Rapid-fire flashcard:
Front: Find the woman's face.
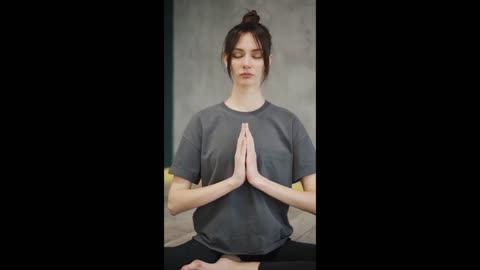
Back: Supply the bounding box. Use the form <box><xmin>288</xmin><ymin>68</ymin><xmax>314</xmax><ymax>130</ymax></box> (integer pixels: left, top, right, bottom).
<box><xmin>227</xmin><ymin>32</ymin><xmax>269</xmax><ymax>87</ymax></box>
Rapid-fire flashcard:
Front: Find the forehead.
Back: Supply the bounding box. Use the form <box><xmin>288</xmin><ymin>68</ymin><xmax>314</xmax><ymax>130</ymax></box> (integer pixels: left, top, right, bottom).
<box><xmin>234</xmin><ymin>32</ymin><xmax>261</xmax><ymax>50</ymax></box>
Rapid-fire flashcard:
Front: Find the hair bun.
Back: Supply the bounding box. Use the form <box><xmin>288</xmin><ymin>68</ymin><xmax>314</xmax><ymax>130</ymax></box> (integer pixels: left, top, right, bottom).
<box><xmin>242</xmin><ymin>10</ymin><xmax>260</xmax><ymax>24</ymax></box>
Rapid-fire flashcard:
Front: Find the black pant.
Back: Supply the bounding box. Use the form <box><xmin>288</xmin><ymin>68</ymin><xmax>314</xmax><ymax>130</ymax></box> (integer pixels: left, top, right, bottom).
<box><xmin>164</xmin><ymin>238</ymin><xmax>316</xmax><ymax>270</ymax></box>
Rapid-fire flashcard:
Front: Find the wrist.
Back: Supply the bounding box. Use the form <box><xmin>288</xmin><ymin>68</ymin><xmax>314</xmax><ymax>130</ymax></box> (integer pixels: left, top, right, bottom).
<box><xmin>229</xmin><ymin>175</ymin><xmax>243</xmax><ymax>189</ymax></box>
<box><xmin>251</xmin><ymin>174</ymin><xmax>265</xmax><ymax>188</ymax></box>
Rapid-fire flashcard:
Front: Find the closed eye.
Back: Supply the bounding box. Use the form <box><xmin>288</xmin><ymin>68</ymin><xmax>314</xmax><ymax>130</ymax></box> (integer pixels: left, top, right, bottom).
<box><xmin>232</xmin><ymin>53</ymin><xmax>263</xmax><ymax>59</ymax></box>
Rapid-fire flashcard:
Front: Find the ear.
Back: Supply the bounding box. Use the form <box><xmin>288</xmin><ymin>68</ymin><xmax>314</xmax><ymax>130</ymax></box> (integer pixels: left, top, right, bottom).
<box><xmin>223</xmin><ymin>53</ymin><xmax>228</xmax><ymax>68</ymax></box>
<box><xmin>269</xmin><ymin>54</ymin><xmax>272</xmax><ymax>66</ymax></box>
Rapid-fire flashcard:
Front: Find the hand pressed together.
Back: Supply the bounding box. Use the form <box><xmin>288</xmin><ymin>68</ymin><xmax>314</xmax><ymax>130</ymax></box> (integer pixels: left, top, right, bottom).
<box><xmin>231</xmin><ymin>123</ymin><xmax>263</xmax><ymax>188</ymax></box>
<box><xmin>231</xmin><ymin>123</ymin><xmax>247</xmax><ymax>188</ymax></box>
<box><xmin>245</xmin><ymin>123</ymin><xmax>263</xmax><ymax>187</ymax></box>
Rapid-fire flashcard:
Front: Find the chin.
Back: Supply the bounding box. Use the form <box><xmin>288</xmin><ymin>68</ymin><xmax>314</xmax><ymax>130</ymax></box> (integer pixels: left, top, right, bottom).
<box><xmin>238</xmin><ymin>82</ymin><xmax>258</xmax><ymax>87</ymax></box>
<box><xmin>235</xmin><ymin>79</ymin><xmax>258</xmax><ymax>86</ymax></box>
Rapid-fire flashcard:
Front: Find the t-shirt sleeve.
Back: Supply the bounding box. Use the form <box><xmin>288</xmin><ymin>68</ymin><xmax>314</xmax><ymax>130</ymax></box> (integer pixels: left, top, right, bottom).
<box><xmin>168</xmin><ymin>113</ymin><xmax>202</xmax><ymax>185</ymax></box>
<box><xmin>292</xmin><ymin>115</ymin><xmax>316</xmax><ymax>183</ymax></box>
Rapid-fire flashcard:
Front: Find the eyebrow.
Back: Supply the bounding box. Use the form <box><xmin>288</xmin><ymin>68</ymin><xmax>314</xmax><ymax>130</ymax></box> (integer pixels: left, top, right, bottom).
<box><xmin>232</xmin><ymin>48</ymin><xmax>263</xmax><ymax>52</ymax></box>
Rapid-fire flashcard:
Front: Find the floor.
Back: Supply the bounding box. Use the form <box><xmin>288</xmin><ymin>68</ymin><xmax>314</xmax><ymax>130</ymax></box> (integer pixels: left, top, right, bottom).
<box><xmin>164</xmin><ymin>169</ymin><xmax>316</xmax><ymax>247</ymax></box>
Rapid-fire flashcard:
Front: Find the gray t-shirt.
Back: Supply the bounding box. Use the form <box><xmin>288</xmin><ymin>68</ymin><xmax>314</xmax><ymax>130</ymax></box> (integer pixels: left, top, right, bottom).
<box><xmin>169</xmin><ymin>100</ymin><xmax>316</xmax><ymax>255</ymax></box>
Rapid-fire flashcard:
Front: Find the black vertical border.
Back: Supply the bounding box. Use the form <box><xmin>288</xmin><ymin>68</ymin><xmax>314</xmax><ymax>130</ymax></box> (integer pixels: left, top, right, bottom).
<box><xmin>164</xmin><ymin>0</ymin><xmax>173</xmax><ymax>167</ymax></box>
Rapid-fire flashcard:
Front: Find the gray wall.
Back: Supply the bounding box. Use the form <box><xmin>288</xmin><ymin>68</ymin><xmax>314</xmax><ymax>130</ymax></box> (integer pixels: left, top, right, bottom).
<box><xmin>173</xmin><ymin>0</ymin><xmax>316</xmax><ymax>156</ymax></box>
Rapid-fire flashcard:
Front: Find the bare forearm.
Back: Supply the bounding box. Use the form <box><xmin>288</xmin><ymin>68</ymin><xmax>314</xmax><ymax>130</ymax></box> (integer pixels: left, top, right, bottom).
<box><xmin>168</xmin><ymin>177</ymin><xmax>238</xmax><ymax>216</ymax></box>
<box><xmin>255</xmin><ymin>176</ymin><xmax>316</xmax><ymax>215</ymax></box>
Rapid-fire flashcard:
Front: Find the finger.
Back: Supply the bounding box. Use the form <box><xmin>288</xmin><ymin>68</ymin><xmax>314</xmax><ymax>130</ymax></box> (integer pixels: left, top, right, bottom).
<box><xmin>241</xmin><ymin>133</ymin><xmax>247</xmax><ymax>161</ymax></box>
<box><xmin>246</xmin><ymin>123</ymin><xmax>255</xmax><ymax>150</ymax></box>
<box><xmin>243</xmin><ymin>124</ymin><xmax>248</xmax><ymax>155</ymax></box>
<box><xmin>236</xmin><ymin>123</ymin><xmax>245</xmax><ymax>149</ymax></box>
<box><xmin>245</xmin><ymin>125</ymin><xmax>251</xmax><ymax>153</ymax></box>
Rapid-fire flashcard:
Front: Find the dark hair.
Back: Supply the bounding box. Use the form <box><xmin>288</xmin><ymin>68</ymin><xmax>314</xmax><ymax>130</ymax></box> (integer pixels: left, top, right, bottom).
<box><xmin>222</xmin><ymin>10</ymin><xmax>272</xmax><ymax>83</ymax></box>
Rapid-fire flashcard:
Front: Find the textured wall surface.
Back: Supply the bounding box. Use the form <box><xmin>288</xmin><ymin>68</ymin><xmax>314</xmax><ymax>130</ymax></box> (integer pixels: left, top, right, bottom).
<box><xmin>172</xmin><ymin>0</ymin><xmax>316</xmax><ymax>157</ymax></box>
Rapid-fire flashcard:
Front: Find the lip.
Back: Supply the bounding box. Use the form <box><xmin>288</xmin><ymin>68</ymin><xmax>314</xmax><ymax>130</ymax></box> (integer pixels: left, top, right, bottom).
<box><xmin>240</xmin><ymin>73</ymin><xmax>253</xmax><ymax>78</ymax></box>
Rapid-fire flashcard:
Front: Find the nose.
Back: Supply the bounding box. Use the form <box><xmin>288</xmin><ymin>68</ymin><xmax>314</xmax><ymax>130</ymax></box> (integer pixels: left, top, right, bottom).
<box><xmin>241</xmin><ymin>55</ymin><xmax>252</xmax><ymax>68</ymax></box>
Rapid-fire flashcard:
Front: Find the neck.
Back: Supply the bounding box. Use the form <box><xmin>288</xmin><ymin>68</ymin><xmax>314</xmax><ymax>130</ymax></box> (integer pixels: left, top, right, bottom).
<box><xmin>225</xmin><ymin>84</ymin><xmax>265</xmax><ymax>112</ymax></box>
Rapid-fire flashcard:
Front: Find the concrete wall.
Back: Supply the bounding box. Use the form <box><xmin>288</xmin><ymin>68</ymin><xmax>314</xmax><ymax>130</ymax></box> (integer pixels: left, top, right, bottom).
<box><xmin>173</xmin><ymin>0</ymin><xmax>316</xmax><ymax>156</ymax></box>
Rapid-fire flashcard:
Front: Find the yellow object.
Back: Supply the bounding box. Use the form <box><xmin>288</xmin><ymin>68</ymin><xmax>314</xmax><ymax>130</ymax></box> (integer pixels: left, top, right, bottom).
<box><xmin>164</xmin><ymin>168</ymin><xmax>173</xmax><ymax>182</ymax></box>
<box><xmin>165</xmin><ymin>167</ymin><xmax>303</xmax><ymax>190</ymax></box>
<box><xmin>292</xmin><ymin>181</ymin><xmax>304</xmax><ymax>191</ymax></box>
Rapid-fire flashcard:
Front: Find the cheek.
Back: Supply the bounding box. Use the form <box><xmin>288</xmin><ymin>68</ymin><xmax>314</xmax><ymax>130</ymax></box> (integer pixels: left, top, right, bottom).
<box><xmin>230</xmin><ymin>61</ymin><xmax>240</xmax><ymax>72</ymax></box>
<box><xmin>254</xmin><ymin>60</ymin><xmax>265</xmax><ymax>67</ymax></box>
<box><xmin>255</xmin><ymin>63</ymin><xmax>265</xmax><ymax>74</ymax></box>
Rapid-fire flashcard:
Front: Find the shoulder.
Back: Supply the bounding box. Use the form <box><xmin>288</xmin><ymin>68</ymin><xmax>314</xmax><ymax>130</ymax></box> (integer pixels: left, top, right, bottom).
<box><xmin>182</xmin><ymin>104</ymin><xmax>223</xmax><ymax>139</ymax></box>
<box><xmin>188</xmin><ymin>103</ymin><xmax>224</xmax><ymax>123</ymax></box>
<box><xmin>195</xmin><ymin>103</ymin><xmax>224</xmax><ymax>118</ymax></box>
<box><xmin>264</xmin><ymin>102</ymin><xmax>299</xmax><ymax>123</ymax></box>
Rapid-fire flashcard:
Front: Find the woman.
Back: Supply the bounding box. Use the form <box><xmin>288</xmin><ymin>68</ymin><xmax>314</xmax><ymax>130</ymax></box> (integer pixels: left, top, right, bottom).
<box><xmin>165</xmin><ymin>10</ymin><xmax>316</xmax><ymax>270</ymax></box>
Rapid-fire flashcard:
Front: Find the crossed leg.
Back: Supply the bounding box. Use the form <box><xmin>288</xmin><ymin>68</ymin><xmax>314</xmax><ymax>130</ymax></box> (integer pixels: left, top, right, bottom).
<box><xmin>179</xmin><ymin>240</ymin><xmax>316</xmax><ymax>270</ymax></box>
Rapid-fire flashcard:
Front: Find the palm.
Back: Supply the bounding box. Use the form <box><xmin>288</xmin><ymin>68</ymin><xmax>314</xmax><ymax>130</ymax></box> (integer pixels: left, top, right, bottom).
<box><xmin>245</xmin><ymin>124</ymin><xmax>260</xmax><ymax>184</ymax></box>
<box><xmin>232</xmin><ymin>123</ymin><xmax>247</xmax><ymax>187</ymax></box>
